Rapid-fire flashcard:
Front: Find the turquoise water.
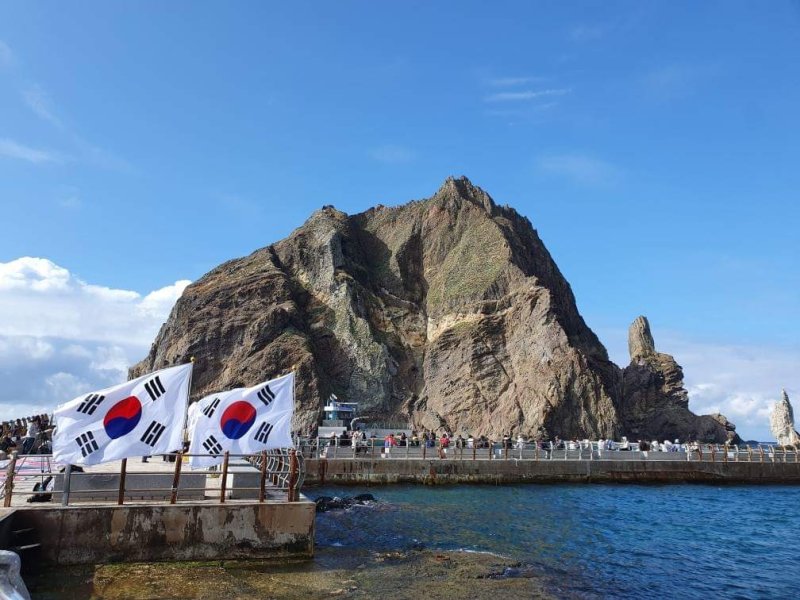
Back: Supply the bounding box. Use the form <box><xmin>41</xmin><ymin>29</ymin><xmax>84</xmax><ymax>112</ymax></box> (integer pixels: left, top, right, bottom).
<box><xmin>314</xmin><ymin>484</ymin><xmax>800</xmax><ymax>598</ymax></box>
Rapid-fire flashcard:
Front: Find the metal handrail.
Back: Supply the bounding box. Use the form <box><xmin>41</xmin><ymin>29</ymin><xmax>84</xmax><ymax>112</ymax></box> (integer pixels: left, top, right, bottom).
<box><xmin>297</xmin><ymin>438</ymin><xmax>800</xmax><ymax>464</ymax></box>
<box><xmin>0</xmin><ymin>449</ymin><xmax>305</xmax><ymax>507</ymax></box>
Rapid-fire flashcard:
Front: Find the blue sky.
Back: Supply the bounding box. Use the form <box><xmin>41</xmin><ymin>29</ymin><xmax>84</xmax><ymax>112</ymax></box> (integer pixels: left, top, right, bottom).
<box><xmin>0</xmin><ymin>1</ymin><xmax>798</xmax><ymax>439</ymax></box>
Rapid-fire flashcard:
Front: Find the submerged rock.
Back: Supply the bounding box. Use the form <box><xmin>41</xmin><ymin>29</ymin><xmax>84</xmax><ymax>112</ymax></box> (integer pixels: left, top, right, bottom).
<box><xmin>315</xmin><ymin>494</ymin><xmax>376</xmax><ymax>513</ymax></box>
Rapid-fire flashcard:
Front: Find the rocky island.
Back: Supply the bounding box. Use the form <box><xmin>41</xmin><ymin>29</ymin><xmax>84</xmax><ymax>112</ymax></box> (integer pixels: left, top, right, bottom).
<box><xmin>132</xmin><ymin>177</ymin><xmax>738</xmax><ymax>444</ymax></box>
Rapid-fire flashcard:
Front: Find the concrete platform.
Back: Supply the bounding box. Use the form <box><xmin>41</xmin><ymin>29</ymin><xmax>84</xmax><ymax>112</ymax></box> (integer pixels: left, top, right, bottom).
<box><xmin>0</xmin><ymin>497</ymin><xmax>315</xmax><ymax>565</ymax></box>
<box><xmin>305</xmin><ymin>457</ymin><xmax>800</xmax><ymax>485</ymax></box>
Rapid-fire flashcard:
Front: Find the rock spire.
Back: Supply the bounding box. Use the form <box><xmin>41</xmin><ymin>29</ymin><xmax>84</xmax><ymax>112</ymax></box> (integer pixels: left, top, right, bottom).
<box><xmin>770</xmin><ymin>389</ymin><xmax>800</xmax><ymax>446</ymax></box>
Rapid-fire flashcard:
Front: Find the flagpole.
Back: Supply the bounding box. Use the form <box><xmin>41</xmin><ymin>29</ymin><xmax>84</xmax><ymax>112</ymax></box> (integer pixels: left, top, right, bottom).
<box><xmin>181</xmin><ymin>357</ymin><xmax>195</xmax><ymax>453</ymax></box>
<box><xmin>292</xmin><ymin>364</ymin><xmax>297</xmax><ymax>449</ymax></box>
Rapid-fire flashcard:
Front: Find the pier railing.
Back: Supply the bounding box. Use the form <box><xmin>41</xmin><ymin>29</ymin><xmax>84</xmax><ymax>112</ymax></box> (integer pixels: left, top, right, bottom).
<box><xmin>0</xmin><ymin>449</ymin><xmax>305</xmax><ymax>507</ymax></box>
<box><xmin>298</xmin><ymin>437</ymin><xmax>800</xmax><ymax>464</ymax></box>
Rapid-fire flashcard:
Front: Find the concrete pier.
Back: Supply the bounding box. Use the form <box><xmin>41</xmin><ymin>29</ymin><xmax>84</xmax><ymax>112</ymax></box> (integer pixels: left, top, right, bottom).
<box><xmin>305</xmin><ymin>457</ymin><xmax>800</xmax><ymax>485</ymax></box>
<box><xmin>0</xmin><ymin>499</ymin><xmax>315</xmax><ymax>566</ymax></box>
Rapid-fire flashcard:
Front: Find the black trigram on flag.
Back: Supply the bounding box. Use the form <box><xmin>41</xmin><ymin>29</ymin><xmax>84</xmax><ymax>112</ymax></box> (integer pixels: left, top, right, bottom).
<box><xmin>143</xmin><ymin>376</ymin><xmax>166</xmax><ymax>401</ymax></box>
<box><xmin>256</xmin><ymin>385</ymin><xmax>275</xmax><ymax>406</ymax></box>
<box><xmin>254</xmin><ymin>422</ymin><xmax>273</xmax><ymax>444</ymax></box>
<box><xmin>202</xmin><ymin>397</ymin><xmax>221</xmax><ymax>417</ymax></box>
<box><xmin>140</xmin><ymin>421</ymin><xmax>166</xmax><ymax>446</ymax></box>
<box><xmin>76</xmin><ymin>431</ymin><xmax>99</xmax><ymax>457</ymax></box>
<box><xmin>77</xmin><ymin>393</ymin><xmax>104</xmax><ymax>415</ymax></box>
<box><xmin>202</xmin><ymin>435</ymin><xmax>222</xmax><ymax>455</ymax></box>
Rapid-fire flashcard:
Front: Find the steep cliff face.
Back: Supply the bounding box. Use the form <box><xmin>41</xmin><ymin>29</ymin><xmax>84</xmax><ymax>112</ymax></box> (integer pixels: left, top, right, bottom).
<box><xmin>770</xmin><ymin>390</ymin><xmax>800</xmax><ymax>446</ymax></box>
<box><xmin>132</xmin><ymin>177</ymin><xmax>732</xmax><ymax>442</ymax></box>
<box><xmin>620</xmin><ymin>317</ymin><xmax>738</xmax><ymax>443</ymax></box>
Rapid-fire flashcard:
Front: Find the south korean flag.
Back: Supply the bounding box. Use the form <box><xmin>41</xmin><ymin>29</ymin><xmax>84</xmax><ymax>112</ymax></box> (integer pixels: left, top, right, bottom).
<box><xmin>53</xmin><ymin>363</ymin><xmax>192</xmax><ymax>466</ymax></box>
<box><xmin>188</xmin><ymin>372</ymin><xmax>294</xmax><ymax>468</ymax></box>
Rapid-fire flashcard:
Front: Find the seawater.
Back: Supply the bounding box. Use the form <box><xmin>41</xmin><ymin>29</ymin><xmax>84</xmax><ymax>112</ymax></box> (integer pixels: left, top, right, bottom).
<box><xmin>314</xmin><ymin>484</ymin><xmax>800</xmax><ymax>598</ymax></box>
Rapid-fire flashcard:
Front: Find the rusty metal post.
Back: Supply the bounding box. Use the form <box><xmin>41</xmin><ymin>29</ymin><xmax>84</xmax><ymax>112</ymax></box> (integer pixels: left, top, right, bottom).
<box><xmin>3</xmin><ymin>453</ymin><xmax>17</xmax><ymax>507</ymax></box>
<box><xmin>710</xmin><ymin>446</ymin><xmax>715</xmax><ymax>462</ymax></box>
<box><xmin>117</xmin><ymin>458</ymin><xmax>128</xmax><ymax>505</ymax></box>
<box><xmin>258</xmin><ymin>451</ymin><xmax>268</xmax><ymax>502</ymax></box>
<box><xmin>219</xmin><ymin>451</ymin><xmax>230</xmax><ymax>503</ymax></box>
<box><xmin>422</xmin><ymin>442</ymin><xmax>426</xmax><ymax>460</ymax></box>
<box><xmin>170</xmin><ymin>453</ymin><xmax>182</xmax><ymax>504</ymax></box>
<box><xmin>723</xmin><ymin>445</ymin><xmax>728</xmax><ymax>463</ymax></box>
<box><xmin>288</xmin><ymin>449</ymin><xmax>299</xmax><ymax>502</ymax></box>
<box><xmin>472</xmin><ymin>444</ymin><xmax>476</xmax><ymax>461</ymax></box>
<box><xmin>489</xmin><ymin>440</ymin><xmax>493</xmax><ymax>460</ymax></box>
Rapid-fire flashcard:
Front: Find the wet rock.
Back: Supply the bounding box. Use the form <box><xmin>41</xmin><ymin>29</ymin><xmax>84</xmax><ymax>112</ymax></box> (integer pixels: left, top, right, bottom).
<box><xmin>314</xmin><ymin>494</ymin><xmax>376</xmax><ymax>513</ymax></box>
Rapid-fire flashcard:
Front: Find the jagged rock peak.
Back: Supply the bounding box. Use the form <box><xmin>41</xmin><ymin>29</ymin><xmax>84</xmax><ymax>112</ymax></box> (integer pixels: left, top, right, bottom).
<box><xmin>628</xmin><ymin>315</ymin><xmax>656</xmax><ymax>361</ymax></box>
<box><xmin>771</xmin><ymin>389</ymin><xmax>800</xmax><ymax>446</ymax></box>
<box><xmin>433</xmin><ymin>175</ymin><xmax>497</xmax><ymax>215</ymax></box>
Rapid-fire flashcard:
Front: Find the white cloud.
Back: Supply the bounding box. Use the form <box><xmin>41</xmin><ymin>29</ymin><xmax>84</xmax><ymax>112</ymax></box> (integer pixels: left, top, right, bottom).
<box><xmin>486</xmin><ymin>76</ymin><xmax>545</xmax><ymax>87</ymax></box>
<box><xmin>535</xmin><ymin>153</ymin><xmax>621</xmax><ymax>186</ymax></box>
<box><xmin>22</xmin><ymin>85</ymin><xmax>63</xmax><ymax>129</ymax></box>
<box><xmin>0</xmin><ymin>138</ymin><xmax>61</xmax><ymax>164</ymax></box>
<box><xmin>0</xmin><ymin>257</ymin><xmax>189</xmax><ymax>345</ymax></box>
<box><xmin>369</xmin><ymin>144</ymin><xmax>415</xmax><ymax>164</ymax></box>
<box><xmin>0</xmin><ymin>257</ymin><xmax>190</xmax><ymax>419</ymax></box>
<box><xmin>484</xmin><ymin>88</ymin><xmax>571</xmax><ymax>103</ymax></box>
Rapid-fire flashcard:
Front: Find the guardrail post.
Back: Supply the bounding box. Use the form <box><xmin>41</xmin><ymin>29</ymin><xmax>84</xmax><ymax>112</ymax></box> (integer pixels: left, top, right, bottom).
<box><xmin>489</xmin><ymin>441</ymin><xmax>493</xmax><ymax>460</ymax></box>
<box><xmin>288</xmin><ymin>449</ymin><xmax>299</xmax><ymax>502</ymax></box>
<box><xmin>759</xmin><ymin>446</ymin><xmax>764</xmax><ymax>463</ymax></box>
<box><xmin>62</xmin><ymin>464</ymin><xmax>72</xmax><ymax>506</ymax></box>
<box><xmin>472</xmin><ymin>444</ymin><xmax>476</xmax><ymax>461</ymax></box>
<box><xmin>170</xmin><ymin>453</ymin><xmax>182</xmax><ymax>504</ymax></box>
<box><xmin>259</xmin><ymin>451</ymin><xmax>267</xmax><ymax>502</ymax></box>
<box><xmin>219</xmin><ymin>451</ymin><xmax>230</xmax><ymax>503</ymax></box>
<box><xmin>710</xmin><ymin>446</ymin><xmax>715</xmax><ymax>462</ymax></box>
<box><xmin>3</xmin><ymin>452</ymin><xmax>17</xmax><ymax>507</ymax></box>
<box><xmin>422</xmin><ymin>443</ymin><xmax>426</xmax><ymax>460</ymax></box>
<box><xmin>504</xmin><ymin>443</ymin><xmax>509</xmax><ymax>460</ymax></box>
<box><xmin>118</xmin><ymin>458</ymin><xmax>127</xmax><ymax>505</ymax></box>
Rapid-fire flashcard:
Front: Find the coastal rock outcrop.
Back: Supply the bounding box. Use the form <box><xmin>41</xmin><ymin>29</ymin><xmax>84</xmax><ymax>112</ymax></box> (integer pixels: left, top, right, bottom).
<box><xmin>620</xmin><ymin>316</ymin><xmax>738</xmax><ymax>444</ymax></box>
<box><xmin>132</xmin><ymin>177</ymin><xmax>734</xmax><ymax>442</ymax></box>
<box><xmin>770</xmin><ymin>390</ymin><xmax>800</xmax><ymax>446</ymax></box>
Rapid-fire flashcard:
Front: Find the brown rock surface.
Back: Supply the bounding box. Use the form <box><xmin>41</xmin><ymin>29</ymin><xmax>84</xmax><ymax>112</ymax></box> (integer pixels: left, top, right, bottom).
<box><xmin>132</xmin><ymin>177</ymin><xmax>734</xmax><ymax>442</ymax></box>
<box><xmin>620</xmin><ymin>316</ymin><xmax>739</xmax><ymax>444</ymax></box>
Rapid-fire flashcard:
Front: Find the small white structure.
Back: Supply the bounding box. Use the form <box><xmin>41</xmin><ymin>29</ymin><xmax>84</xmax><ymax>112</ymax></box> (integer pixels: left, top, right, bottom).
<box><xmin>322</xmin><ymin>395</ymin><xmax>358</xmax><ymax>427</ymax></box>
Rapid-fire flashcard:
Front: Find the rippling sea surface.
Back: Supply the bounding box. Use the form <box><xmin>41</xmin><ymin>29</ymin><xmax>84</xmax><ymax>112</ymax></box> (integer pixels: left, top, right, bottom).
<box><xmin>315</xmin><ymin>484</ymin><xmax>800</xmax><ymax>598</ymax></box>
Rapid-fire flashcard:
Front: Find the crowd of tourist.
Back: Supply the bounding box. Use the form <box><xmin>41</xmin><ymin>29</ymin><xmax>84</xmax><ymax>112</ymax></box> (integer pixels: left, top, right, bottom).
<box><xmin>309</xmin><ymin>427</ymin><xmax>719</xmax><ymax>458</ymax></box>
<box><xmin>0</xmin><ymin>414</ymin><xmax>52</xmax><ymax>458</ymax></box>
